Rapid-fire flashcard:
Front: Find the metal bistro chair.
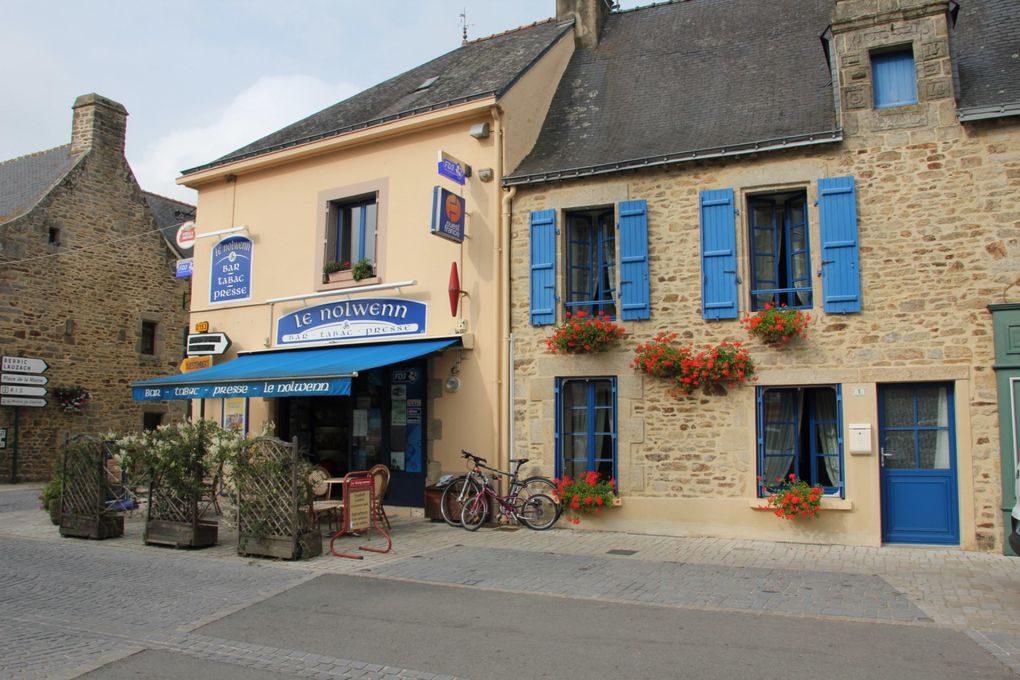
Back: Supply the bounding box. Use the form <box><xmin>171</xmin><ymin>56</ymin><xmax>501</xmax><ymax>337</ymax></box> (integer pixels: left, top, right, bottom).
<box><xmin>308</xmin><ymin>465</ymin><xmax>343</xmax><ymax>532</ymax></box>
<box><xmin>368</xmin><ymin>464</ymin><xmax>391</xmax><ymax>530</ymax></box>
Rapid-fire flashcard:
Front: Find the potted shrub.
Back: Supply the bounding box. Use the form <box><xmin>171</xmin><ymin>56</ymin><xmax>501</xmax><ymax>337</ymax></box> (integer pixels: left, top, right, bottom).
<box><xmin>545</xmin><ymin>310</ymin><xmax>625</xmax><ymax>354</ymax></box>
<box><xmin>741</xmin><ymin>304</ymin><xmax>810</xmax><ymax>346</ymax></box>
<box><xmin>761</xmin><ymin>474</ymin><xmax>823</xmax><ymax>519</ymax></box>
<box><xmin>233</xmin><ymin>436</ymin><xmax>322</xmax><ymax>560</ymax></box>
<box><xmin>40</xmin><ymin>476</ymin><xmax>62</xmax><ymax>525</ymax></box>
<box><xmin>554</xmin><ymin>471</ymin><xmax>618</xmax><ymax>525</ymax></box>
<box><xmin>112</xmin><ymin>420</ymin><xmax>246</xmax><ymax>548</ymax></box>
<box><xmin>351</xmin><ymin>258</ymin><xmax>374</xmax><ymax>281</ymax></box>
<box><xmin>324</xmin><ymin>260</ymin><xmax>352</xmax><ymax>283</ymax></box>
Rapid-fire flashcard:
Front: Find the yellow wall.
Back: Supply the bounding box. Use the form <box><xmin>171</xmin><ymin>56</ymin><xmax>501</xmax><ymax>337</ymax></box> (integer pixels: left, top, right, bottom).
<box><xmin>182</xmin><ymin>106</ymin><xmax>507</xmax><ymax>480</ymax></box>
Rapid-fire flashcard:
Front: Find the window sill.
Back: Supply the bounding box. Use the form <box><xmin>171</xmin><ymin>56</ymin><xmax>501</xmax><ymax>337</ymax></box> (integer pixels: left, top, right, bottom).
<box><xmin>320</xmin><ymin>275</ymin><xmax>380</xmax><ymax>290</ymax></box>
<box><xmin>749</xmin><ymin>497</ymin><xmax>853</xmax><ymax>512</ymax></box>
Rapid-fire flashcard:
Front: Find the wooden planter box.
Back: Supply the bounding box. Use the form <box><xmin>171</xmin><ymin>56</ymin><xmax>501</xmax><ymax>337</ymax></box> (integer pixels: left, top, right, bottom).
<box><xmin>238</xmin><ymin>530</ymin><xmax>322</xmax><ymax>560</ymax></box>
<box><xmin>61</xmin><ymin>512</ymin><xmax>124</xmax><ymax>539</ymax></box>
<box><xmin>144</xmin><ymin>519</ymin><xmax>218</xmax><ymax>548</ymax></box>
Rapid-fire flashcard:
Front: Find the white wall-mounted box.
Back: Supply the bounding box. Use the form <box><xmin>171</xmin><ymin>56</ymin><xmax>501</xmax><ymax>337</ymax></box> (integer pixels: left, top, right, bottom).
<box><xmin>848</xmin><ymin>423</ymin><xmax>872</xmax><ymax>454</ymax></box>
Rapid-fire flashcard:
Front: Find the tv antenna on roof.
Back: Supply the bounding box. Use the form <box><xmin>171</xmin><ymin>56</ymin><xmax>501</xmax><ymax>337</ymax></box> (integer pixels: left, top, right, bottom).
<box><xmin>459</xmin><ymin>8</ymin><xmax>472</xmax><ymax>45</ymax></box>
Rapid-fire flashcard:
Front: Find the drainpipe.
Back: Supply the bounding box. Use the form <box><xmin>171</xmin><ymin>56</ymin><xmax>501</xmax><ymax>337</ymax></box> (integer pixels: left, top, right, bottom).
<box><xmin>494</xmin><ymin>105</ymin><xmax>515</xmax><ymax>474</ymax></box>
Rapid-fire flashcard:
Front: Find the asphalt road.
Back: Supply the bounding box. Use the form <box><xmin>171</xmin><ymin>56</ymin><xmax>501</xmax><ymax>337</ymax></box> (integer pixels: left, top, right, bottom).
<box><xmin>196</xmin><ymin>573</ymin><xmax>1013</xmax><ymax>680</ymax></box>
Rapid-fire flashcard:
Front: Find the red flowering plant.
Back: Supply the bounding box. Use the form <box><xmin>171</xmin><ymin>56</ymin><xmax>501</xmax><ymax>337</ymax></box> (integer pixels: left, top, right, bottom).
<box><xmin>632</xmin><ymin>331</ymin><xmax>689</xmax><ymax>378</ymax></box>
<box><xmin>741</xmin><ymin>303</ymin><xmax>810</xmax><ymax>346</ymax></box>
<box><xmin>761</xmin><ymin>474</ymin><xmax>823</xmax><ymax>519</ymax></box>
<box><xmin>545</xmin><ymin>310</ymin><xmax>625</xmax><ymax>354</ymax></box>
<box><xmin>554</xmin><ymin>470</ymin><xmax>617</xmax><ymax>524</ymax></box>
<box><xmin>671</xmin><ymin>341</ymin><xmax>755</xmax><ymax>397</ymax></box>
<box><xmin>52</xmin><ymin>385</ymin><xmax>91</xmax><ymax>413</ymax></box>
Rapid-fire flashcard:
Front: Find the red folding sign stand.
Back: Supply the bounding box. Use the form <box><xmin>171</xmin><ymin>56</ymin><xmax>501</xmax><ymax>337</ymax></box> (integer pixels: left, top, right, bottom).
<box><xmin>329</xmin><ymin>472</ymin><xmax>392</xmax><ymax>559</ymax></box>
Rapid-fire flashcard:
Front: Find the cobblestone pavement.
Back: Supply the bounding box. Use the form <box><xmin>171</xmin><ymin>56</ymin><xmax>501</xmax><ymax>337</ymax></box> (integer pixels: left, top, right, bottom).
<box><xmin>2</xmin><ymin>483</ymin><xmax>1020</xmax><ymax>678</ymax></box>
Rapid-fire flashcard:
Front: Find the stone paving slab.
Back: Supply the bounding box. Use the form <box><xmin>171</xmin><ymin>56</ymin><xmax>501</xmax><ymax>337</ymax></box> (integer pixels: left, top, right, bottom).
<box><xmin>366</xmin><ymin>544</ymin><xmax>932</xmax><ymax>623</ymax></box>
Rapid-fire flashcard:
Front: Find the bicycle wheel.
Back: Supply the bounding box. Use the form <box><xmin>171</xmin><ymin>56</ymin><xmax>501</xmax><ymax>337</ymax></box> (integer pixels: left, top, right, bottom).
<box><xmin>459</xmin><ymin>489</ymin><xmax>489</xmax><ymax>531</ymax></box>
<box><xmin>516</xmin><ymin>476</ymin><xmax>561</xmax><ymax>518</ymax></box>
<box><xmin>517</xmin><ymin>493</ymin><xmax>559</xmax><ymax>530</ymax></box>
<box><xmin>440</xmin><ymin>476</ymin><xmax>478</xmax><ymax>527</ymax></box>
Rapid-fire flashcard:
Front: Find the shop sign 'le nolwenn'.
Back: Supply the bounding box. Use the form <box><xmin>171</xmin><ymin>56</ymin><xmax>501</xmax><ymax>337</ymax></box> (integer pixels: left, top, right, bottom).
<box><xmin>276</xmin><ymin>298</ymin><xmax>427</xmax><ymax>347</ymax></box>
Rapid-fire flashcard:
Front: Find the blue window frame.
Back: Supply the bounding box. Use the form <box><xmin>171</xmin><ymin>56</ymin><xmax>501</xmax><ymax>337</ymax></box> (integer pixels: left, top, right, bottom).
<box><xmin>328</xmin><ymin>196</ymin><xmax>377</xmax><ymax>271</ymax></box>
<box><xmin>872</xmin><ymin>48</ymin><xmax>917</xmax><ymax>108</ymax></box>
<box><xmin>749</xmin><ymin>191</ymin><xmax>811</xmax><ymax>311</ymax></box>
<box><xmin>555</xmin><ymin>377</ymin><xmax>617</xmax><ymax>481</ymax></box>
<box><xmin>757</xmin><ymin>385</ymin><xmax>843</xmax><ymax>496</ymax></box>
<box><xmin>566</xmin><ymin>208</ymin><xmax>617</xmax><ymax>318</ymax></box>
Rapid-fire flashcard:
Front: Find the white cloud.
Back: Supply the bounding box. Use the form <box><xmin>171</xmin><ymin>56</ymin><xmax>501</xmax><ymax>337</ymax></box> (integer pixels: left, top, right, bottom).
<box><xmin>132</xmin><ymin>75</ymin><xmax>357</xmax><ymax>202</ymax></box>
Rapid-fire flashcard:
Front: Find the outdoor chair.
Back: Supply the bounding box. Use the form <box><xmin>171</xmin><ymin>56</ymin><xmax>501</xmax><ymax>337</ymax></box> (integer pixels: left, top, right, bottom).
<box><xmin>308</xmin><ymin>465</ymin><xmax>342</xmax><ymax>532</ymax></box>
<box><xmin>368</xmin><ymin>464</ymin><xmax>391</xmax><ymax>530</ymax></box>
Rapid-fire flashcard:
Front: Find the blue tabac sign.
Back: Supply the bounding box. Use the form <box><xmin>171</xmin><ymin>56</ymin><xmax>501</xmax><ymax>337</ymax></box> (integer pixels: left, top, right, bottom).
<box><xmin>210</xmin><ymin>235</ymin><xmax>252</xmax><ymax>304</ymax></box>
<box><xmin>276</xmin><ymin>298</ymin><xmax>427</xmax><ymax>346</ymax></box>
<box><xmin>133</xmin><ymin>378</ymin><xmax>350</xmax><ymax>401</ymax></box>
<box><xmin>430</xmin><ymin>186</ymin><xmax>465</xmax><ymax>243</ymax></box>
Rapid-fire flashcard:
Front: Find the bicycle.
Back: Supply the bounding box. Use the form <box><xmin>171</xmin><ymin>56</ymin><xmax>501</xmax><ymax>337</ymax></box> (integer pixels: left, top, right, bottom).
<box><xmin>440</xmin><ymin>451</ymin><xmax>559</xmax><ymax>527</ymax></box>
<box><xmin>455</xmin><ymin>454</ymin><xmax>559</xmax><ymax>531</ymax></box>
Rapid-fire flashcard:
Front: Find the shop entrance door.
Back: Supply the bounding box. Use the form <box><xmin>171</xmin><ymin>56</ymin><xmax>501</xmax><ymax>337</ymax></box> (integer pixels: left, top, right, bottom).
<box><xmin>385</xmin><ymin>362</ymin><xmax>426</xmax><ymax>507</ymax></box>
<box><xmin>879</xmin><ymin>383</ymin><xmax>959</xmax><ymax>545</ymax></box>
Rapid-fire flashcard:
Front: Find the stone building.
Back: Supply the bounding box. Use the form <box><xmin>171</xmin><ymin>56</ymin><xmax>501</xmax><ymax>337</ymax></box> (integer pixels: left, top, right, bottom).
<box><xmin>0</xmin><ymin>94</ymin><xmax>190</xmax><ymax>482</ymax></box>
<box><xmin>506</xmin><ymin>0</ymin><xmax>1020</xmax><ymax>552</ymax></box>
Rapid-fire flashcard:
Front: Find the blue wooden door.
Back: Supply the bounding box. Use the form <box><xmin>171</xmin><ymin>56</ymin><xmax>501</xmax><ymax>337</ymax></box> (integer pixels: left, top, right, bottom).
<box><xmin>879</xmin><ymin>383</ymin><xmax>959</xmax><ymax>544</ymax></box>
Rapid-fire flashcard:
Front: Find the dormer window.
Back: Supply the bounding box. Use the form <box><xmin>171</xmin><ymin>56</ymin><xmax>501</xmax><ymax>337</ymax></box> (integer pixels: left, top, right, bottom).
<box><xmin>414</xmin><ymin>76</ymin><xmax>440</xmax><ymax>92</ymax></box>
<box><xmin>871</xmin><ymin>47</ymin><xmax>918</xmax><ymax>108</ymax></box>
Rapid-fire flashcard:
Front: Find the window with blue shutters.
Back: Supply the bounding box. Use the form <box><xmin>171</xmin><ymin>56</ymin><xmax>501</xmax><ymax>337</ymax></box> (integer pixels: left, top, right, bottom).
<box><xmin>555</xmin><ymin>377</ymin><xmax>617</xmax><ymax>481</ymax></box>
<box><xmin>757</xmin><ymin>385</ymin><xmax>844</xmax><ymax>497</ymax></box>
<box><xmin>530</xmin><ymin>201</ymin><xmax>650</xmax><ymax>325</ymax></box>
<box><xmin>700</xmin><ymin>189</ymin><xmax>739</xmax><ymax>320</ymax></box>
<box><xmin>566</xmin><ymin>207</ymin><xmax>617</xmax><ymax>318</ymax></box>
<box><xmin>817</xmin><ymin>176</ymin><xmax>862</xmax><ymax>314</ymax></box>
<box><xmin>748</xmin><ymin>191</ymin><xmax>812</xmax><ymax>311</ymax></box>
<box><xmin>872</xmin><ymin>48</ymin><xmax>918</xmax><ymax>108</ymax></box>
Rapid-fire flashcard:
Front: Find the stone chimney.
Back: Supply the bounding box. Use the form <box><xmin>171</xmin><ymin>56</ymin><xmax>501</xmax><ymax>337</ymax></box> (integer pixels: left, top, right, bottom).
<box><xmin>556</xmin><ymin>0</ymin><xmax>612</xmax><ymax>49</ymax></box>
<box><xmin>70</xmin><ymin>93</ymin><xmax>128</xmax><ymax>156</ymax></box>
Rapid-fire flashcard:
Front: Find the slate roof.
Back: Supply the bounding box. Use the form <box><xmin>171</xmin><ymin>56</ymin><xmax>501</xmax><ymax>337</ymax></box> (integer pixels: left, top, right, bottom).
<box><xmin>143</xmin><ymin>192</ymin><xmax>196</xmax><ymax>258</ymax></box>
<box><xmin>507</xmin><ymin>0</ymin><xmax>839</xmax><ymax>184</ymax></box>
<box><xmin>183</xmin><ymin>19</ymin><xmax>574</xmax><ymax>176</ymax></box>
<box><xmin>952</xmin><ymin>0</ymin><xmax>1020</xmax><ymax>120</ymax></box>
<box><xmin>0</xmin><ymin>145</ymin><xmax>83</xmax><ymax>224</ymax></box>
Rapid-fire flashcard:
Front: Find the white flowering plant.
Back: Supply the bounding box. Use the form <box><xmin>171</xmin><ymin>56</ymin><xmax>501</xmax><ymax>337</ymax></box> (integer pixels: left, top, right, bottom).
<box><xmin>108</xmin><ymin>420</ymin><xmax>249</xmax><ymax>502</ymax></box>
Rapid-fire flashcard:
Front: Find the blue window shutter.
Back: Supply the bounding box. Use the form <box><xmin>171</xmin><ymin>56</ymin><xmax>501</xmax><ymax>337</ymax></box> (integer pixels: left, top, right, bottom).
<box><xmin>618</xmin><ymin>199</ymin><xmax>650</xmax><ymax>320</ymax></box>
<box><xmin>818</xmin><ymin>176</ymin><xmax>862</xmax><ymax>313</ymax></box>
<box><xmin>530</xmin><ymin>209</ymin><xmax>557</xmax><ymax>326</ymax></box>
<box><xmin>872</xmin><ymin>50</ymin><xmax>917</xmax><ymax>108</ymax></box>
<box><xmin>700</xmin><ymin>189</ymin><xmax>738</xmax><ymax>319</ymax></box>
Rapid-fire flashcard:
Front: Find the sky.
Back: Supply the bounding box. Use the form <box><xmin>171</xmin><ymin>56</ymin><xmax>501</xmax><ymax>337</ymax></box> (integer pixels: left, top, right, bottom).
<box><xmin>1</xmin><ymin>1</ymin><xmax>644</xmax><ymax>204</ymax></box>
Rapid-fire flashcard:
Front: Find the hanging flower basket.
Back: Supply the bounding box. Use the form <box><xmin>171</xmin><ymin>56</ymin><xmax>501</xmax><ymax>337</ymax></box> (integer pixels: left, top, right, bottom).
<box><xmin>52</xmin><ymin>385</ymin><xmax>91</xmax><ymax>413</ymax></box>
<box><xmin>741</xmin><ymin>304</ymin><xmax>810</xmax><ymax>346</ymax></box>
<box><xmin>632</xmin><ymin>335</ymin><xmax>755</xmax><ymax>397</ymax></box>
<box><xmin>760</xmin><ymin>474</ymin><xmax>823</xmax><ymax>519</ymax></box>
<box><xmin>545</xmin><ymin>310</ymin><xmax>625</xmax><ymax>354</ymax></box>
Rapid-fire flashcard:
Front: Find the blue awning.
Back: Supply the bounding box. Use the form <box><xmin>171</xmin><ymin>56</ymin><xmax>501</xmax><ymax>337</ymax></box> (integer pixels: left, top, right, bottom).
<box><xmin>132</xmin><ymin>338</ymin><xmax>459</xmax><ymax>401</ymax></box>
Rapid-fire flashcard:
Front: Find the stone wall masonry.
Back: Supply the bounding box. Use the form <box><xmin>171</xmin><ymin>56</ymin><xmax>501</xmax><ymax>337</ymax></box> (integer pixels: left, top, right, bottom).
<box><xmin>509</xmin><ymin>115</ymin><xmax>1020</xmax><ymax>551</ymax></box>
<box><xmin>0</xmin><ymin>147</ymin><xmax>187</xmax><ymax>482</ymax></box>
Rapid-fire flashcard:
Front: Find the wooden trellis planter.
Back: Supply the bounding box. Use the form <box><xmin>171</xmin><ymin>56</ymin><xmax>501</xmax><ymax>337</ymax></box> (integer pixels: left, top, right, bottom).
<box><xmin>145</xmin><ymin>463</ymin><xmax>218</xmax><ymax>548</ymax></box>
<box><xmin>60</xmin><ymin>436</ymin><xmax>124</xmax><ymax>540</ymax></box>
<box><xmin>236</xmin><ymin>437</ymin><xmax>322</xmax><ymax>560</ymax></box>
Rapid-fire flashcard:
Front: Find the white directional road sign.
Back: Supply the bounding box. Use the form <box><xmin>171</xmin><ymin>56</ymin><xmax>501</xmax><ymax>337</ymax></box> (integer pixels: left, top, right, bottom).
<box><xmin>1</xmin><ymin>385</ymin><xmax>47</xmax><ymax>397</ymax></box>
<box><xmin>0</xmin><ymin>396</ymin><xmax>47</xmax><ymax>408</ymax></box>
<box><xmin>1</xmin><ymin>373</ymin><xmax>48</xmax><ymax>386</ymax></box>
<box><xmin>1</xmin><ymin>356</ymin><xmax>49</xmax><ymax>374</ymax></box>
<box><xmin>187</xmin><ymin>332</ymin><xmax>232</xmax><ymax>356</ymax></box>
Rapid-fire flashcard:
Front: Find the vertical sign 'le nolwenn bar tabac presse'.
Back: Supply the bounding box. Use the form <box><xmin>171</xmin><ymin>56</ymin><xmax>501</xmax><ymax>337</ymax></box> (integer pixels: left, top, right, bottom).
<box><xmin>210</xmin><ymin>235</ymin><xmax>253</xmax><ymax>304</ymax></box>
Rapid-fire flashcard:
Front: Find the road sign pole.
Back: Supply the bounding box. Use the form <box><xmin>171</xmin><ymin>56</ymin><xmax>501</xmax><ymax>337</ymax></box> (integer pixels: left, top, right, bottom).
<box><xmin>10</xmin><ymin>406</ymin><xmax>18</xmax><ymax>484</ymax></box>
